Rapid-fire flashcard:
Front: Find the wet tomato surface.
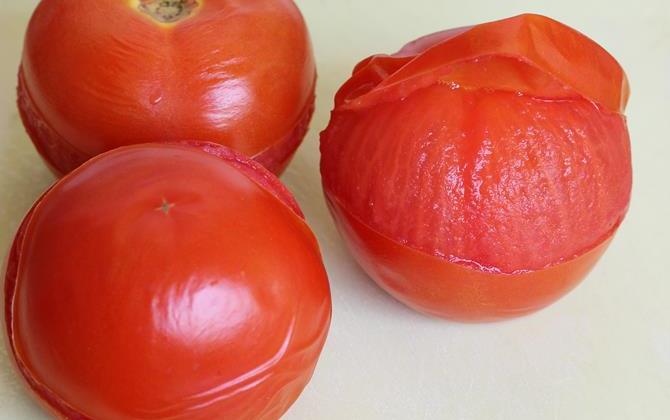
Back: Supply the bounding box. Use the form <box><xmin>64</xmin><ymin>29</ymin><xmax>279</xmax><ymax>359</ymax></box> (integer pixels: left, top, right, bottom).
<box><xmin>321</xmin><ymin>14</ymin><xmax>632</xmax><ymax>321</ymax></box>
<box><xmin>19</xmin><ymin>0</ymin><xmax>315</xmax><ymax>175</ymax></box>
<box><xmin>5</xmin><ymin>142</ymin><xmax>331</xmax><ymax>419</ymax></box>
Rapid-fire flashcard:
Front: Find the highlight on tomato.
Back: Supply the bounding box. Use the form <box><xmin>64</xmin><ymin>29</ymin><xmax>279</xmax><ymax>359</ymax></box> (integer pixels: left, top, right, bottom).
<box><xmin>5</xmin><ymin>142</ymin><xmax>331</xmax><ymax>419</ymax></box>
<box><xmin>18</xmin><ymin>0</ymin><xmax>316</xmax><ymax>176</ymax></box>
<box><xmin>320</xmin><ymin>14</ymin><xmax>632</xmax><ymax>322</ymax></box>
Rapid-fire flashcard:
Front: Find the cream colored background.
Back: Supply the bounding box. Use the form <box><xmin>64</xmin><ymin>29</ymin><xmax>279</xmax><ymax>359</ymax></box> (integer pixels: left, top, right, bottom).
<box><xmin>1</xmin><ymin>0</ymin><xmax>669</xmax><ymax>419</ymax></box>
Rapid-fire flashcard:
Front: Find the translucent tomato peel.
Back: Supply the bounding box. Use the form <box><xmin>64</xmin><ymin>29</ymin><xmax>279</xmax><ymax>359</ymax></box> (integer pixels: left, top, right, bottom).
<box><xmin>19</xmin><ymin>0</ymin><xmax>316</xmax><ymax>176</ymax></box>
<box><xmin>5</xmin><ymin>143</ymin><xmax>331</xmax><ymax>418</ymax></box>
<box><xmin>321</xmin><ymin>14</ymin><xmax>632</xmax><ymax>321</ymax></box>
<box><xmin>337</xmin><ymin>14</ymin><xmax>629</xmax><ymax>113</ymax></box>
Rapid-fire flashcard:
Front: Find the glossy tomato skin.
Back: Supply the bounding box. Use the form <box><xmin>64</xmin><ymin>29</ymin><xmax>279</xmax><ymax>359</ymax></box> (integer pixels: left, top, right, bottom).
<box><xmin>19</xmin><ymin>0</ymin><xmax>315</xmax><ymax>176</ymax></box>
<box><xmin>5</xmin><ymin>143</ymin><xmax>331</xmax><ymax>419</ymax></box>
<box><xmin>320</xmin><ymin>14</ymin><xmax>632</xmax><ymax>321</ymax></box>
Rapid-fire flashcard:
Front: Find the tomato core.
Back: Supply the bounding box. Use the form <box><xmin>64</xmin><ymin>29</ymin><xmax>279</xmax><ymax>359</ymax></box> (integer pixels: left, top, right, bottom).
<box><xmin>137</xmin><ymin>0</ymin><xmax>199</xmax><ymax>23</ymax></box>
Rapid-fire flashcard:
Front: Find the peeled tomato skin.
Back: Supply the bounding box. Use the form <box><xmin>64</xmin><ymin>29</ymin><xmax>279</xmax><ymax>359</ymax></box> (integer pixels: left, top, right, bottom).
<box><xmin>337</xmin><ymin>14</ymin><xmax>628</xmax><ymax>114</ymax></box>
<box><xmin>19</xmin><ymin>0</ymin><xmax>315</xmax><ymax>176</ymax></box>
<box><xmin>326</xmin><ymin>195</ymin><xmax>614</xmax><ymax>322</ymax></box>
<box><xmin>5</xmin><ymin>143</ymin><xmax>331</xmax><ymax>419</ymax></box>
<box><xmin>320</xmin><ymin>13</ymin><xmax>632</xmax><ymax>320</ymax></box>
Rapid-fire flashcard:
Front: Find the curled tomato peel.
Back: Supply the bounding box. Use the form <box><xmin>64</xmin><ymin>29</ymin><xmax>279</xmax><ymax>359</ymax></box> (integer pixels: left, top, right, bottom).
<box><xmin>336</xmin><ymin>14</ymin><xmax>629</xmax><ymax>114</ymax></box>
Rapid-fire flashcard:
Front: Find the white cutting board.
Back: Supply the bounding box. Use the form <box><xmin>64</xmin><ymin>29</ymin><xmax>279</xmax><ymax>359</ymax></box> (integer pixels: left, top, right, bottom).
<box><xmin>1</xmin><ymin>1</ymin><xmax>669</xmax><ymax>419</ymax></box>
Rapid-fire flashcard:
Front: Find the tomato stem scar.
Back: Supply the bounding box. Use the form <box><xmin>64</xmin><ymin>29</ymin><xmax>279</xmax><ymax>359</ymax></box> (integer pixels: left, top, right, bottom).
<box><xmin>138</xmin><ymin>0</ymin><xmax>199</xmax><ymax>24</ymax></box>
<box><xmin>156</xmin><ymin>198</ymin><xmax>175</xmax><ymax>215</ymax></box>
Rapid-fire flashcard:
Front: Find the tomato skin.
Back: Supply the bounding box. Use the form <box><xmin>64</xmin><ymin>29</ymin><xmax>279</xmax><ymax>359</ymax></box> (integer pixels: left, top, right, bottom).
<box><xmin>327</xmin><ymin>196</ymin><xmax>613</xmax><ymax>322</ymax></box>
<box><xmin>5</xmin><ymin>143</ymin><xmax>331</xmax><ymax>419</ymax></box>
<box><xmin>320</xmin><ymin>14</ymin><xmax>632</xmax><ymax>321</ymax></box>
<box><xmin>19</xmin><ymin>0</ymin><xmax>315</xmax><ymax>176</ymax></box>
<box><xmin>335</xmin><ymin>14</ymin><xmax>629</xmax><ymax>114</ymax></box>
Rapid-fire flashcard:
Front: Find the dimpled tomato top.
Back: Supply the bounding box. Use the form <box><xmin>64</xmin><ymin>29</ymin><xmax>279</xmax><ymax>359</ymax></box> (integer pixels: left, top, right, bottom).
<box><xmin>321</xmin><ymin>14</ymin><xmax>632</xmax><ymax>274</ymax></box>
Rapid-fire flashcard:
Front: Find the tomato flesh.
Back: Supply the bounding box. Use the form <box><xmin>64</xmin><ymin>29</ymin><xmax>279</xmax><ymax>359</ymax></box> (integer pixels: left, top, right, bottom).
<box><xmin>323</xmin><ymin>87</ymin><xmax>630</xmax><ymax>274</ymax></box>
<box><xmin>5</xmin><ymin>143</ymin><xmax>331</xmax><ymax>419</ymax></box>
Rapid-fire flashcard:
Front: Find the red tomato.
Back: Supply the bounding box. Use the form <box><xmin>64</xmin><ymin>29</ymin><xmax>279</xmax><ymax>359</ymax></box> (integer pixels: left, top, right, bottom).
<box><xmin>320</xmin><ymin>14</ymin><xmax>632</xmax><ymax>321</ymax></box>
<box><xmin>18</xmin><ymin>0</ymin><xmax>315</xmax><ymax>176</ymax></box>
<box><xmin>5</xmin><ymin>142</ymin><xmax>331</xmax><ymax>419</ymax></box>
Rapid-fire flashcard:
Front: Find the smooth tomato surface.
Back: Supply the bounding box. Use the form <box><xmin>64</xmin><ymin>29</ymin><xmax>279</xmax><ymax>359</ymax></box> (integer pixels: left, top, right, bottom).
<box><xmin>19</xmin><ymin>0</ymin><xmax>315</xmax><ymax>175</ymax></box>
<box><xmin>320</xmin><ymin>14</ymin><xmax>632</xmax><ymax>321</ymax></box>
<box><xmin>5</xmin><ymin>143</ymin><xmax>331</xmax><ymax>419</ymax></box>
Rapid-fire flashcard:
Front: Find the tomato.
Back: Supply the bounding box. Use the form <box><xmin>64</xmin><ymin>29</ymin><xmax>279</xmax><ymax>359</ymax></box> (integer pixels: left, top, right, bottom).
<box><xmin>320</xmin><ymin>14</ymin><xmax>632</xmax><ymax>321</ymax></box>
<box><xmin>4</xmin><ymin>142</ymin><xmax>331</xmax><ymax>419</ymax></box>
<box><xmin>18</xmin><ymin>0</ymin><xmax>315</xmax><ymax>176</ymax></box>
